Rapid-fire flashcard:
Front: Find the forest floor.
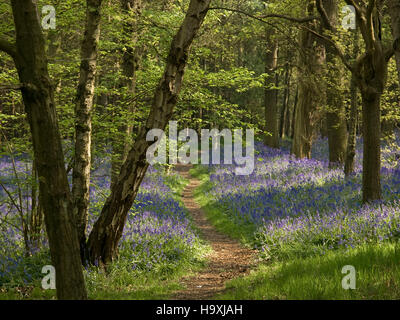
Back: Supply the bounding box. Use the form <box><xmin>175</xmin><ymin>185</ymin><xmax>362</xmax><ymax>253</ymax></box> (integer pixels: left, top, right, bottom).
<box><xmin>172</xmin><ymin>165</ymin><xmax>256</xmax><ymax>300</ymax></box>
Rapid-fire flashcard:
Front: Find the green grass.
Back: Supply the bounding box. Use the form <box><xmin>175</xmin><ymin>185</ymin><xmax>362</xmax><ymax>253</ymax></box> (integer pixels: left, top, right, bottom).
<box><xmin>215</xmin><ymin>242</ymin><xmax>400</xmax><ymax>300</ymax></box>
<box><xmin>190</xmin><ymin>165</ymin><xmax>255</xmax><ymax>246</ymax></box>
<box><xmin>0</xmin><ymin>254</ymin><xmax>209</xmax><ymax>300</ymax></box>
<box><xmin>164</xmin><ymin>167</ymin><xmax>189</xmax><ymax>199</ymax></box>
<box><xmin>84</xmin><ymin>254</ymin><xmax>208</xmax><ymax>300</ymax></box>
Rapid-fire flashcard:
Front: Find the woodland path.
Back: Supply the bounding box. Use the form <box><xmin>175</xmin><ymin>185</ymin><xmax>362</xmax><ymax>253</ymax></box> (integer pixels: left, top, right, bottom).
<box><xmin>172</xmin><ymin>165</ymin><xmax>256</xmax><ymax>300</ymax></box>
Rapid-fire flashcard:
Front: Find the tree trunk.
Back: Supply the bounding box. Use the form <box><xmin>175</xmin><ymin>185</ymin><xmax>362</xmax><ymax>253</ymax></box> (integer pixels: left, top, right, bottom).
<box><xmin>9</xmin><ymin>0</ymin><xmax>87</xmax><ymax>299</ymax></box>
<box><xmin>87</xmin><ymin>0</ymin><xmax>212</xmax><ymax>265</ymax></box>
<box><xmin>280</xmin><ymin>63</ymin><xmax>291</xmax><ymax>138</ymax></box>
<box><xmin>344</xmin><ymin>29</ymin><xmax>360</xmax><ymax>177</ymax></box>
<box><xmin>344</xmin><ymin>73</ymin><xmax>358</xmax><ymax>177</ymax></box>
<box><xmin>292</xmin><ymin>0</ymin><xmax>325</xmax><ymax>159</ymax></box>
<box><xmin>388</xmin><ymin>0</ymin><xmax>400</xmax><ymax>83</ymax></box>
<box><xmin>350</xmin><ymin>1</ymin><xmax>389</xmax><ymax>202</ymax></box>
<box><xmin>111</xmin><ymin>0</ymin><xmax>143</xmax><ymax>186</ymax></box>
<box><xmin>290</xmin><ymin>87</ymin><xmax>298</xmax><ymax>139</ymax></box>
<box><xmin>324</xmin><ymin>0</ymin><xmax>347</xmax><ymax>166</ymax></box>
<box><xmin>361</xmin><ymin>89</ymin><xmax>382</xmax><ymax>202</ymax></box>
<box><xmin>264</xmin><ymin>31</ymin><xmax>279</xmax><ymax>148</ymax></box>
<box><xmin>29</xmin><ymin>158</ymin><xmax>43</xmax><ymax>251</ymax></box>
<box><xmin>72</xmin><ymin>0</ymin><xmax>102</xmax><ymax>263</ymax></box>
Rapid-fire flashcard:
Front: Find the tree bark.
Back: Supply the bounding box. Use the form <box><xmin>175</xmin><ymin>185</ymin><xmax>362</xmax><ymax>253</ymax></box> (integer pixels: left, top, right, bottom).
<box><xmin>280</xmin><ymin>63</ymin><xmax>291</xmax><ymax>138</ymax></box>
<box><xmin>292</xmin><ymin>0</ymin><xmax>325</xmax><ymax>159</ymax></box>
<box><xmin>29</xmin><ymin>158</ymin><xmax>43</xmax><ymax>251</ymax></box>
<box><xmin>344</xmin><ymin>71</ymin><xmax>359</xmax><ymax>177</ymax></box>
<box><xmin>72</xmin><ymin>0</ymin><xmax>103</xmax><ymax>263</ymax></box>
<box><xmin>323</xmin><ymin>0</ymin><xmax>348</xmax><ymax>166</ymax></box>
<box><xmin>87</xmin><ymin>0</ymin><xmax>212</xmax><ymax>265</ymax></box>
<box><xmin>8</xmin><ymin>0</ymin><xmax>87</xmax><ymax>299</ymax></box>
<box><xmin>264</xmin><ymin>31</ymin><xmax>279</xmax><ymax>148</ymax></box>
<box><xmin>290</xmin><ymin>87</ymin><xmax>298</xmax><ymax>139</ymax></box>
<box><xmin>361</xmin><ymin>88</ymin><xmax>382</xmax><ymax>201</ymax></box>
<box><xmin>388</xmin><ymin>0</ymin><xmax>400</xmax><ymax>83</ymax></box>
<box><xmin>344</xmin><ymin>29</ymin><xmax>360</xmax><ymax>177</ymax></box>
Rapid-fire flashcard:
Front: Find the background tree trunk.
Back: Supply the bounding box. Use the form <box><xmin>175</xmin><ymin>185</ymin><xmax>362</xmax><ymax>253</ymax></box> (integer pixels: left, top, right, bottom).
<box><xmin>323</xmin><ymin>0</ymin><xmax>348</xmax><ymax>166</ymax></box>
<box><xmin>344</xmin><ymin>30</ymin><xmax>360</xmax><ymax>177</ymax></box>
<box><xmin>344</xmin><ymin>72</ymin><xmax>359</xmax><ymax>177</ymax></box>
<box><xmin>290</xmin><ymin>87</ymin><xmax>298</xmax><ymax>139</ymax></box>
<box><xmin>292</xmin><ymin>0</ymin><xmax>325</xmax><ymax>159</ymax></box>
<box><xmin>264</xmin><ymin>31</ymin><xmax>279</xmax><ymax>148</ymax></box>
<box><xmin>280</xmin><ymin>63</ymin><xmax>291</xmax><ymax>138</ymax></box>
<box><xmin>388</xmin><ymin>0</ymin><xmax>400</xmax><ymax>83</ymax></box>
<box><xmin>111</xmin><ymin>0</ymin><xmax>143</xmax><ymax>186</ymax></box>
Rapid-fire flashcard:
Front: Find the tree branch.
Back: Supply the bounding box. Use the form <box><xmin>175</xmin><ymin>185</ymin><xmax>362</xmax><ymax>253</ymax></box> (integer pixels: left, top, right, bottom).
<box><xmin>367</xmin><ymin>0</ymin><xmax>376</xmax><ymax>19</ymax></box>
<box><xmin>258</xmin><ymin>13</ymin><xmax>318</xmax><ymax>24</ymax></box>
<box><xmin>385</xmin><ymin>38</ymin><xmax>400</xmax><ymax>62</ymax></box>
<box><xmin>208</xmin><ymin>7</ymin><xmax>318</xmax><ymax>24</ymax></box>
<box><xmin>345</xmin><ymin>0</ymin><xmax>362</xmax><ymax>16</ymax></box>
<box><xmin>0</xmin><ymin>84</ymin><xmax>24</xmax><ymax>91</ymax></box>
<box><xmin>303</xmin><ymin>26</ymin><xmax>353</xmax><ymax>72</ymax></box>
<box><xmin>315</xmin><ymin>0</ymin><xmax>335</xmax><ymax>31</ymax></box>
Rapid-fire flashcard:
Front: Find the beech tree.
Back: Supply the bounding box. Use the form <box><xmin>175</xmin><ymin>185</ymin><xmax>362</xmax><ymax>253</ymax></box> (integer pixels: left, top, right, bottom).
<box><xmin>316</xmin><ymin>0</ymin><xmax>400</xmax><ymax>202</ymax></box>
<box><xmin>72</xmin><ymin>0</ymin><xmax>103</xmax><ymax>261</ymax></box>
<box><xmin>0</xmin><ymin>0</ymin><xmax>87</xmax><ymax>299</ymax></box>
<box><xmin>86</xmin><ymin>0</ymin><xmax>212</xmax><ymax>265</ymax></box>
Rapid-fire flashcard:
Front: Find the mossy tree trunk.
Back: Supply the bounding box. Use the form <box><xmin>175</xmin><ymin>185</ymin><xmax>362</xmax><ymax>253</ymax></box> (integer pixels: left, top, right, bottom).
<box><xmin>1</xmin><ymin>0</ymin><xmax>87</xmax><ymax>299</ymax></box>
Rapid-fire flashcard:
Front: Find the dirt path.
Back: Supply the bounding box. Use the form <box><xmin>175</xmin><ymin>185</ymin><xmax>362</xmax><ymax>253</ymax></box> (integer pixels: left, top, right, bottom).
<box><xmin>172</xmin><ymin>165</ymin><xmax>256</xmax><ymax>300</ymax></box>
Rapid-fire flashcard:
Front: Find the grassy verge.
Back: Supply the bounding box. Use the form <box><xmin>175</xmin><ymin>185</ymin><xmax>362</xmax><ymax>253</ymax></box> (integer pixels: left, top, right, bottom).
<box><xmin>0</xmin><ymin>260</ymin><xmax>207</xmax><ymax>300</ymax></box>
<box><xmin>85</xmin><ymin>253</ymin><xmax>208</xmax><ymax>300</ymax></box>
<box><xmin>189</xmin><ymin>165</ymin><xmax>255</xmax><ymax>246</ymax></box>
<box><xmin>216</xmin><ymin>242</ymin><xmax>400</xmax><ymax>300</ymax></box>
